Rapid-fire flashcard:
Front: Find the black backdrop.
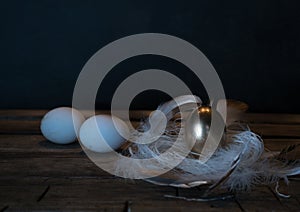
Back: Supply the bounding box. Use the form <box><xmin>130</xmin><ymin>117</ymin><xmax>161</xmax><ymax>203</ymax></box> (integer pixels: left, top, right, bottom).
<box><xmin>1</xmin><ymin>0</ymin><xmax>300</xmax><ymax>113</ymax></box>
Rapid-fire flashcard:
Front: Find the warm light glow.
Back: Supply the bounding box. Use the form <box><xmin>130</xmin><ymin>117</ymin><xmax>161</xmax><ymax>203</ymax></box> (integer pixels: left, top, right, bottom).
<box><xmin>199</xmin><ymin>107</ymin><xmax>210</xmax><ymax>113</ymax></box>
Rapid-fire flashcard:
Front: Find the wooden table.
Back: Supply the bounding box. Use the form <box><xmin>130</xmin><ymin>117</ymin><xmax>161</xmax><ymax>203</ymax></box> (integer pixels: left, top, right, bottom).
<box><xmin>0</xmin><ymin>110</ymin><xmax>299</xmax><ymax>211</ymax></box>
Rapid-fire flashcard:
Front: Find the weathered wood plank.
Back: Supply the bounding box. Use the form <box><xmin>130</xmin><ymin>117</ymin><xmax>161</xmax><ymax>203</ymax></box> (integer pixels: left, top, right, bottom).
<box><xmin>5</xmin><ymin>200</ymin><xmax>240</xmax><ymax>212</ymax></box>
<box><xmin>0</xmin><ymin>110</ymin><xmax>48</xmax><ymax>118</ymax></box>
<box><xmin>130</xmin><ymin>202</ymin><xmax>241</xmax><ymax>212</ymax></box>
<box><xmin>243</xmin><ymin>113</ymin><xmax>300</xmax><ymax>124</ymax></box>
<box><xmin>0</xmin><ymin>120</ymin><xmax>141</xmax><ymax>134</ymax></box>
<box><xmin>235</xmin><ymin>186</ymin><xmax>288</xmax><ymax>211</ymax></box>
<box><xmin>264</xmin><ymin>138</ymin><xmax>300</xmax><ymax>148</ymax></box>
<box><xmin>0</xmin><ymin>185</ymin><xmax>47</xmax><ymax>208</ymax></box>
<box><xmin>2</xmin><ymin>109</ymin><xmax>300</xmax><ymax>124</ymax></box>
<box><xmin>249</xmin><ymin>123</ymin><xmax>300</xmax><ymax>137</ymax></box>
<box><xmin>6</xmin><ymin>203</ymin><xmax>125</xmax><ymax>211</ymax></box>
<box><xmin>0</xmin><ymin>120</ymin><xmax>41</xmax><ymax>134</ymax></box>
<box><xmin>0</xmin><ymin>110</ymin><xmax>152</xmax><ymax>120</ymax></box>
<box><xmin>0</xmin><ymin>178</ymin><xmax>240</xmax><ymax>211</ymax></box>
<box><xmin>2</xmin><ymin>119</ymin><xmax>300</xmax><ymax>139</ymax></box>
<box><xmin>0</xmin><ymin>157</ymin><xmax>112</xmax><ymax>178</ymax></box>
<box><xmin>0</xmin><ymin>135</ymin><xmax>83</xmax><ymax>157</ymax></box>
<box><xmin>0</xmin><ymin>110</ymin><xmax>300</xmax><ymax>211</ymax></box>
<box><xmin>2</xmin><ymin>110</ymin><xmax>300</xmax><ymax>138</ymax></box>
<box><xmin>1</xmin><ymin>176</ymin><xmax>298</xmax><ymax>211</ymax></box>
<box><xmin>1</xmin><ymin>135</ymin><xmax>299</xmax><ymax>159</ymax></box>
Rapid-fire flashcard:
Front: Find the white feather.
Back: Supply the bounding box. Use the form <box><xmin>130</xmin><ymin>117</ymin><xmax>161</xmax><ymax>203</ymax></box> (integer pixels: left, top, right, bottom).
<box><xmin>114</xmin><ymin>96</ymin><xmax>300</xmax><ymax>191</ymax></box>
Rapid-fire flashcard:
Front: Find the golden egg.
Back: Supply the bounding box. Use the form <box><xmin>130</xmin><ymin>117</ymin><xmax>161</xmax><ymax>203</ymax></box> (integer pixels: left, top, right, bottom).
<box><xmin>184</xmin><ymin>106</ymin><xmax>225</xmax><ymax>155</ymax></box>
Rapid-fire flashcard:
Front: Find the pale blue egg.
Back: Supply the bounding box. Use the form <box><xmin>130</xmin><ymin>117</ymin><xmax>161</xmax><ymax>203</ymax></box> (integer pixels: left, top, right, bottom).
<box><xmin>79</xmin><ymin>115</ymin><xmax>129</xmax><ymax>153</ymax></box>
<box><xmin>40</xmin><ymin>107</ymin><xmax>85</xmax><ymax>144</ymax></box>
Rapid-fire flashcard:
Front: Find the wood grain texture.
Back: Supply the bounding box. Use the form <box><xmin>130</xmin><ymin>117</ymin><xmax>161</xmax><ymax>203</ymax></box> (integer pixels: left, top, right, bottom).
<box><xmin>0</xmin><ymin>110</ymin><xmax>299</xmax><ymax>211</ymax></box>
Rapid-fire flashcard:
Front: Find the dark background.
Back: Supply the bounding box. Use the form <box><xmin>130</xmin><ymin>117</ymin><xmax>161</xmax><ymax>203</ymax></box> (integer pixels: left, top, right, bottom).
<box><xmin>1</xmin><ymin>0</ymin><xmax>300</xmax><ymax>113</ymax></box>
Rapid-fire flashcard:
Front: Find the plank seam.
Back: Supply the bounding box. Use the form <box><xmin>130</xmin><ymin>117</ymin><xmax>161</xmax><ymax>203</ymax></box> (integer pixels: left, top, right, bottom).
<box><xmin>37</xmin><ymin>185</ymin><xmax>50</xmax><ymax>202</ymax></box>
<box><xmin>233</xmin><ymin>196</ymin><xmax>245</xmax><ymax>212</ymax></box>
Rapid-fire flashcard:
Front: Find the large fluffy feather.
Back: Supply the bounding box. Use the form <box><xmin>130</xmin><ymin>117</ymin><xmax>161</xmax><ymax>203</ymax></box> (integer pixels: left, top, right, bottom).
<box><xmin>114</xmin><ymin>96</ymin><xmax>300</xmax><ymax>193</ymax></box>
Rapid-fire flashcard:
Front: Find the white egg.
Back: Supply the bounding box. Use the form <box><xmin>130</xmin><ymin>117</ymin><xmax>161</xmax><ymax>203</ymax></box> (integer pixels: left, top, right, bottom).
<box><xmin>40</xmin><ymin>107</ymin><xmax>85</xmax><ymax>144</ymax></box>
<box><xmin>79</xmin><ymin>115</ymin><xmax>129</xmax><ymax>153</ymax></box>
